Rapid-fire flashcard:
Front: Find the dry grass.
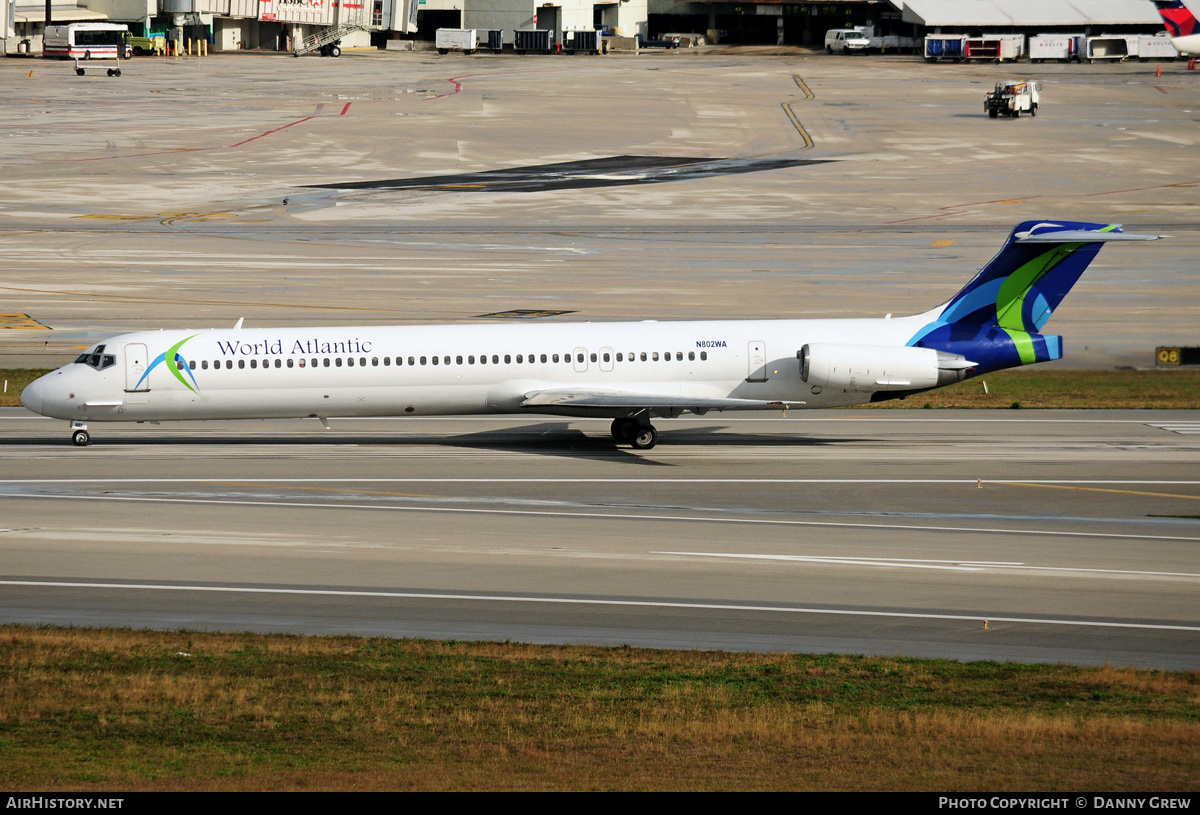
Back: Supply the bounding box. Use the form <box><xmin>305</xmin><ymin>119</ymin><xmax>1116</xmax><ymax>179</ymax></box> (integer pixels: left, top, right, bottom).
<box><xmin>0</xmin><ymin>369</ymin><xmax>45</xmax><ymax>406</ymax></box>
<box><xmin>2</xmin><ymin>627</ymin><xmax>1198</xmax><ymax>791</ymax></box>
<box><xmin>872</xmin><ymin>368</ymin><xmax>1200</xmax><ymax>410</ymax></box>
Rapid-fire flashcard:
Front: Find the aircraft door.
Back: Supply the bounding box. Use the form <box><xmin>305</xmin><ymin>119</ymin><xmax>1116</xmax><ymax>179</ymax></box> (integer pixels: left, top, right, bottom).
<box><xmin>747</xmin><ymin>340</ymin><xmax>768</xmax><ymax>382</ymax></box>
<box><xmin>124</xmin><ymin>343</ymin><xmax>150</xmax><ymax>403</ymax></box>
<box><xmin>573</xmin><ymin>347</ymin><xmax>588</xmax><ymax>373</ymax></box>
<box><xmin>125</xmin><ymin>343</ymin><xmax>149</xmax><ymax>391</ymax></box>
<box><xmin>599</xmin><ymin>347</ymin><xmax>614</xmax><ymax>372</ymax></box>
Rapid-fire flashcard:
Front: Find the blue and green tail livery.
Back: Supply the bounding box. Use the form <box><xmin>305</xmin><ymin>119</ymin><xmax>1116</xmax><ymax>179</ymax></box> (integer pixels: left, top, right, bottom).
<box><xmin>907</xmin><ymin>220</ymin><xmax>1157</xmax><ymax>374</ymax></box>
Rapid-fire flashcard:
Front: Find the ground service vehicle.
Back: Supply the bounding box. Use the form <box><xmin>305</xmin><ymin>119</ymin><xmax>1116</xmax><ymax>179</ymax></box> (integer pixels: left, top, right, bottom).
<box><xmin>985</xmin><ymin>80</ymin><xmax>1039</xmax><ymax>118</ymax></box>
<box><xmin>44</xmin><ymin>23</ymin><xmax>130</xmax><ymax>75</ymax></box>
<box><xmin>825</xmin><ymin>29</ymin><xmax>870</xmax><ymax>53</ymax></box>
<box><xmin>129</xmin><ymin>34</ymin><xmax>165</xmax><ymax>55</ymax></box>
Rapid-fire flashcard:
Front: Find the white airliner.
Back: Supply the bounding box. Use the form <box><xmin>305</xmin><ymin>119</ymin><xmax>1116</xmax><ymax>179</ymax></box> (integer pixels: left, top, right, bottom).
<box><xmin>1152</xmin><ymin>0</ymin><xmax>1200</xmax><ymax>55</ymax></box>
<box><xmin>21</xmin><ymin>220</ymin><xmax>1157</xmax><ymax>450</ymax></box>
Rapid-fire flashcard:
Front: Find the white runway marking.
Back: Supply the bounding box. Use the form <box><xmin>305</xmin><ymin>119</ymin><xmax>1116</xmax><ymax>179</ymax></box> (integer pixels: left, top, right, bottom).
<box><xmin>658</xmin><ymin>553</ymin><xmax>1013</xmax><ymax>572</ymax></box>
<box><xmin>1149</xmin><ymin>423</ymin><xmax>1200</xmax><ymax>435</ymax></box>
<box><xmin>3</xmin><ymin>579</ymin><xmax>1197</xmax><ymax>633</ymax></box>
<box><xmin>657</xmin><ymin>552</ymin><xmax>1200</xmax><ymax>580</ymax></box>
<box><xmin>1</xmin><ymin>414</ymin><xmax>1197</xmax><ymax>425</ymax></box>
<box><xmin>1</xmin><ymin>492</ymin><xmax>1197</xmax><ymax>543</ymax></box>
<box><xmin>2</xmin><ymin>478</ymin><xmax>1199</xmax><ymax>486</ymax></box>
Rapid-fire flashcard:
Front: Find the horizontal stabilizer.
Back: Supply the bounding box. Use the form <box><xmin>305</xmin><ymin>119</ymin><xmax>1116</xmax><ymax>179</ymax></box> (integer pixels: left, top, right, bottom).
<box><xmin>1017</xmin><ymin>230</ymin><xmax>1161</xmax><ymax>243</ymax></box>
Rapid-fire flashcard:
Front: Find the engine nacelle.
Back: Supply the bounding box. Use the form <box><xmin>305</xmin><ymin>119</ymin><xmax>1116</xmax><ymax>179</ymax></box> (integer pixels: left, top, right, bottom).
<box><xmin>799</xmin><ymin>343</ymin><xmax>974</xmax><ymax>392</ymax></box>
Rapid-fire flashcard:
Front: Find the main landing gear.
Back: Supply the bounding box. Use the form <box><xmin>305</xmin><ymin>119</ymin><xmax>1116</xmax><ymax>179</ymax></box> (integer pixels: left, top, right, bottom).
<box><xmin>70</xmin><ymin>421</ymin><xmax>90</xmax><ymax>446</ymax></box>
<box><xmin>610</xmin><ymin>417</ymin><xmax>658</xmax><ymax>450</ymax></box>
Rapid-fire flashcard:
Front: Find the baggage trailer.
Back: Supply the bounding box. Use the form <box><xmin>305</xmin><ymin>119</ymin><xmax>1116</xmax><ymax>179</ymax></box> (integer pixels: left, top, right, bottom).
<box><xmin>964</xmin><ymin>34</ymin><xmax>1023</xmax><ymax>62</ymax></box>
<box><xmin>871</xmin><ymin>34</ymin><xmax>918</xmax><ymax>53</ymax></box>
<box><xmin>436</xmin><ymin>28</ymin><xmax>478</xmax><ymax>54</ymax></box>
<box><xmin>564</xmin><ymin>30</ymin><xmax>601</xmax><ymax>54</ymax></box>
<box><xmin>924</xmin><ymin>34</ymin><xmax>966</xmax><ymax>62</ymax></box>
<box><xmin>481</xmin><ymin>29</ymin><xmax>504</xmax><ymax>51</ymax></box>
<box><xmin>1028</xmin><ymin>33</ymin><xmax>1084</xmax><ymax>62</ymax></box>
<box><xmin>1086</xmin><ymin>35</ymin><xmax>1132</xmax><ymax>61</ymax></box>
<box><xmin>1137</xmin><ymin>33</ymin><xmax>1181</xmax><ymax>60</ymax></box>
<box><xmin>514</xmin><ymin>29</ymin><xmax>553</xmax><ymax>53</ymax></box>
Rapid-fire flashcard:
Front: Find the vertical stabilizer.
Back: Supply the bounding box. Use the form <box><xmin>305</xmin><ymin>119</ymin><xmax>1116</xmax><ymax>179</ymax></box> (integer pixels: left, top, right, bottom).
<box><xmin>907</xmin><ymin>221</ymin><xmax>1158</xmax><ymax>373</ymax></box>
<box><xmin>1151</xmin><ymin>1</ymin><xmax>1200</xmax><ymax>54</ymax></box>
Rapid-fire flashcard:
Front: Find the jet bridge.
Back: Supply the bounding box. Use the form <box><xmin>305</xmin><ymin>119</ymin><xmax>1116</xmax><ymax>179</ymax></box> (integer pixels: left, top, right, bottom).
<box><xmin>159</xmin><ymin>0</ymin><xmax>416</xmax><ymax>55</ymax></box>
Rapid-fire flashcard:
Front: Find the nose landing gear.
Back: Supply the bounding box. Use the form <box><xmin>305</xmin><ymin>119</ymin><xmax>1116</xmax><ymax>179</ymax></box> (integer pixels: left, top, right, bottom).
<box><xmin>70</xmin><ymin>421</ymin><xmax>90</xmax><ymax>446</ymax></box>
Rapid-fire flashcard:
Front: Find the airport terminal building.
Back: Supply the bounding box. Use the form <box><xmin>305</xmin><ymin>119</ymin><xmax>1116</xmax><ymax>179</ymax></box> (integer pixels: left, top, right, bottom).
<box><xmin>1</xmin><ymin>0</ymin><xmax>1166</xmax><ymax>53</ymax></box>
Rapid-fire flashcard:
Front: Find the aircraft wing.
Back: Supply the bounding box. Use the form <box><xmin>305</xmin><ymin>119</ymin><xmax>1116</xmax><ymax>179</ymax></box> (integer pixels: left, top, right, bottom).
<box><xmin>521</xmin><ymin>388</ymin><xmax>802</xmax><ymax>411</ymax></box>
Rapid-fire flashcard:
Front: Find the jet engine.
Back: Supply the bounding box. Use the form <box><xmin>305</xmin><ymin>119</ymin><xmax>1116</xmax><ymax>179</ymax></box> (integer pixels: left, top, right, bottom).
<box><xmin>799</xmin><ymin>343</ymin><xmax>975</xmax><ymax>392</ymax></box>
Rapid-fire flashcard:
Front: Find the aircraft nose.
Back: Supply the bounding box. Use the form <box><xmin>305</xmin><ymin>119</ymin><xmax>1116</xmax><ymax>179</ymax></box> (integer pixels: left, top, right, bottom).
<box><xmin>20</xmin><ymin>377</ymin><xmax>44</xmax><ymax>414</ymax></box>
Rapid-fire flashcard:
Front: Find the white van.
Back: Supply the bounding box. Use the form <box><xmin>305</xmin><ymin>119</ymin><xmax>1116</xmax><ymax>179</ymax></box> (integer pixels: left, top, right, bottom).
<box><xmin>825</xmin><ymin>29</ymin><xmax>870</xmax><ymax>54</ymax></box>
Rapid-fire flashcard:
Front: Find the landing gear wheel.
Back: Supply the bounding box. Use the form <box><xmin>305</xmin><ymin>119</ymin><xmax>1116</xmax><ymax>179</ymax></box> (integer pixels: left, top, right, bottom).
<box><xmin>72</xmin><ymin>429</ymin><xmax>90</xmax><ymax>447</ymax></box>
<box><xmin>76</xmin><ymin>68</ymin><xmax>85</xmax><ymax>76</ymax></box>
<box><xmin>610</xmin><ymin>418</ymin><xmax>638</xmax><ymax>443</ymax></box>
<box><xmin>630</xmin><ymin>426</ymin><xmax>657</xmax><ymax>450</ymax></box>
<box><xmin>114</xmin><ymin>69</ymin><xmax>121</xmax><ymax>77</ymax></box>
<box><xmin>107</xmin><ymin>68</ymin><xmax>114</xmax><ymax>76</ymax></box>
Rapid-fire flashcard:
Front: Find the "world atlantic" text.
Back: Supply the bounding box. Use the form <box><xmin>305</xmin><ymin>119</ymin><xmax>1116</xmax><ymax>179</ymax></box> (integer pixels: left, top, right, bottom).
<box><xmin>215</xmin><ymin>338</ymin><xmax>373</xmax><ymax>356</ymax></box>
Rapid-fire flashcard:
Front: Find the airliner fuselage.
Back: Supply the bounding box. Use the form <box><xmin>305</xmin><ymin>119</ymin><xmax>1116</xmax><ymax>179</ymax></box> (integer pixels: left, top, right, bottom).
<box><xmin>21</xmin><ymin>221</ymin><xmax>1159</xmax><ymax>449</ymax></box>
<box><xmin>23</xmin><ymin>316</ymin><xmax>924</xmax><ymax>425</ymax></box>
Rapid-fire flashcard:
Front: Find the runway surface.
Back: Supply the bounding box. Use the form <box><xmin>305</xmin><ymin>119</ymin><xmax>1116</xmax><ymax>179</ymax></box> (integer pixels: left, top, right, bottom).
<box><xmin>1</xmin><ymin>53</ymin><xmax>1197</xmax><ymax>370</ymax></box>
<box><xmin>2</xmin><ymin>407</ymin><xmax>1198</xmax><ymax>668</ymax></box>
<box><xmin>2</xmin><ymin>51</ymin><xmax>1198</xmax><ymax>667</ymax></box>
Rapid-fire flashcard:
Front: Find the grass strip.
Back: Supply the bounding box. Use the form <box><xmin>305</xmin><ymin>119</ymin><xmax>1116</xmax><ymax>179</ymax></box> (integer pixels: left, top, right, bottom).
<box><xmin>1</xmin><ymin>626</ymin><xmax>1198</xmax><ymax>791</ymax></box>
<box><xmin>870</xmin><ymin>369</ymin><xmax>1200</xmax><ymax>410</ymax></box>
<box><xmin>0</xmin><ymin>369</ymin><xmax>47</xmax><ymax>407</ymax></box>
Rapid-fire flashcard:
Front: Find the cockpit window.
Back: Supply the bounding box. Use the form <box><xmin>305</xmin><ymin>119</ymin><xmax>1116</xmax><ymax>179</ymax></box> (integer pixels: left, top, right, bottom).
<box><xmin>74</xmin><ymin>351</ymin><xmax>116</xmax><ymax>370</ymax></box>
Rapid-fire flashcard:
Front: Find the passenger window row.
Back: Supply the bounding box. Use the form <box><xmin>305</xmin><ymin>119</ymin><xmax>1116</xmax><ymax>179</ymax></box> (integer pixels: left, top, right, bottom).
<box><xmin>189</xmin><ymin>350</ymin><xmax>710</xmax><ymax>371</ymax></box>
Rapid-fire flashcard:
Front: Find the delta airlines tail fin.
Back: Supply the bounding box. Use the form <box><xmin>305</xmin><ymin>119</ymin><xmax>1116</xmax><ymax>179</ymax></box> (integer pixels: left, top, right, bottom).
<box><xmin>907</xmin><ymin>221</ymin><xmax>1159</xmax><ymax>372</ymax></box>
<box><xmin>1151</xmin><ymin>1</ymin><xmax>1200</xmax><ymax>54</ymax></box>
